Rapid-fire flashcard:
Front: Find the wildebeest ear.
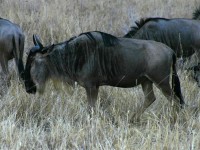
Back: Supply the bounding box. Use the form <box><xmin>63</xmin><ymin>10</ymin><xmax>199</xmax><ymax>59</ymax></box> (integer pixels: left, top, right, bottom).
<box><xmin>40</xmin><ymin>44</ymin><xmax>54</xmax><ymax>54</ymax></box>
<box><xmin>33</xmin><ymin>34</ymin><xmax>43</xmax><ymax>48</ymax></box>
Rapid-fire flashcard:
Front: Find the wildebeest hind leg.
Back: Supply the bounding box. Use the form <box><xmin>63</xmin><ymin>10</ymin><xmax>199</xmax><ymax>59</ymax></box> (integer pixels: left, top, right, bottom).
<box><xmin>85</xmin><ymin>86</ymin><xmax>99</xmax><ymax>115</ymax></box>
<box><xmin>130</xmin><ymin>79</ymin><xmax>156</xmax><ymax>123</ymax></box>
<box><xmin>156</xmin><ymin>81</ymin><xmax>181</xmax><ymax>125</ymax></box>
<box><xmin>0</xmin><ymin>57</ymin><xmax>9</xmax><ymax>76</ymax></box>
<box><xmin>0</xmin><ymin>57</ymin><xmax>11</xmax><ymax>88</ymax></box>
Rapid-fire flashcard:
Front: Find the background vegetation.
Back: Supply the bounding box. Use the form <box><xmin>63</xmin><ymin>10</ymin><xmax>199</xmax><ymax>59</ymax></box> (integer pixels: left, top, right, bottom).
<box><xmin>0</xmin><ymin>0</ymin><xmax>200</xmax><ymax>149</ymax></box>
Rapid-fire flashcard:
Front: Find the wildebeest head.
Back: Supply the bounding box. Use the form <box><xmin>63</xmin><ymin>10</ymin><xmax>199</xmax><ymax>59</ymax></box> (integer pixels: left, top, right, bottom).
<box><xmin>25</xmin><ymin>34</ymin><xmax>75</xmax><ymax>94</ymax></box>
<box><xmin>24</xmin><ymin>35</ymin><xmax>46</xmax><ymax>94</ymax></box>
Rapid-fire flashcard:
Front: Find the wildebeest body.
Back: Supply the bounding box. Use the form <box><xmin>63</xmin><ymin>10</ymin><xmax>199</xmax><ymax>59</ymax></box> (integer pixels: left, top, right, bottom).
<box><xmin>124</xmin><ymin>18</ymin><xmax>200</xmax><ymax>57</ymax></box>
<box><xmin>25</xmin><ymin>32</ymin><xmax>184</xmax><ymax>123</ymax></box>
<box><xmin>29</xmin><ymin>35</ymin><xmax>171</xmax><ymax>88</ymax></box>
<box><xmin>0</xmin><ymin>18</ymin><xmax>25</xmax><ymax>79</ymax></box>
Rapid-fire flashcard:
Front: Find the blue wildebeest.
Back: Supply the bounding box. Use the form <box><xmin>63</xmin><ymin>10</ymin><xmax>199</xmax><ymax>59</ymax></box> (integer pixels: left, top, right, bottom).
<box><xmin>24</xmin><ymin>32</ymin><xmax>184</xmax><ymax>123</ymax></box>
<box><xmin>124</xmin><ymin>17</ymin><xmax>200</xmax><ymax>86</ymax></box>
<box><xmin>0</xmin><ymin>18</ymin><xmax>25</xmax><ymax>80</ymax></box>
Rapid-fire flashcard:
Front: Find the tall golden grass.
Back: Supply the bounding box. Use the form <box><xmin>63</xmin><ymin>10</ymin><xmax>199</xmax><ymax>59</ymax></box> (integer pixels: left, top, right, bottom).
<box><xmin>0</xmin><ymin>0</ymin><xmax>200</xmax><ymax>149</ymax></box>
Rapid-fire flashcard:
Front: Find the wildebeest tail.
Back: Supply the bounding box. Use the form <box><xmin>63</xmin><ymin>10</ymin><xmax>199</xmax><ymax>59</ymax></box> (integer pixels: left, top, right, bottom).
<box><xmin>172</xmin><ymin>53</ymin><xmax>184</xmax><ymax>106</ymax></box>
<box><xmin>12</xmin><ymin>34</ymin><xmax>25</xmax><ymax>80</ymax></box>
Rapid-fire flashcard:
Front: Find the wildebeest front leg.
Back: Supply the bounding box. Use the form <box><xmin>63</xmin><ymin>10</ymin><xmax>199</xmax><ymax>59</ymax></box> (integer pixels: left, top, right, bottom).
<box><xmin>85</xmin><ymin>86</ymin><xmax>99</xmax><ymax>114</ymax></box>
<box><xmin>130</xmin><ymin>79</ymin><xmax>156</xmax><ymax>123</ymax></box>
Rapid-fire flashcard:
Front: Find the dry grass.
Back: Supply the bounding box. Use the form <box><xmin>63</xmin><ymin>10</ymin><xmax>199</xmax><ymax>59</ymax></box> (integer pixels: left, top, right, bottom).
<box><xmin>0</xmin><ymin>0</ymin><xmax>200</xmax><ymax>149</ymax></box>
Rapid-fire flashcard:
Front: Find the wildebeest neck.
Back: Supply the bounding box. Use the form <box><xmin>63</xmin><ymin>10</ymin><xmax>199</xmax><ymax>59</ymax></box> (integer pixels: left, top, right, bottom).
<box><xmin>64</xmin><ymin>32</ymin><xmax>122</xmax><ymax>81</ymax></box>
<box><xmin>44</xmin><ymin>32</ymin><xmax>122</xmax><ymax>82</ymax></box>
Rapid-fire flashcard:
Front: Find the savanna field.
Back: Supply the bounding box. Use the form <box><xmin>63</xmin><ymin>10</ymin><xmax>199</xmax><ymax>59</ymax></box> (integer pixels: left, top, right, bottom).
<box><xmin>0</xmin><ymin>0</ymin><xmax>200</xmax><ymax>149</ymax></box>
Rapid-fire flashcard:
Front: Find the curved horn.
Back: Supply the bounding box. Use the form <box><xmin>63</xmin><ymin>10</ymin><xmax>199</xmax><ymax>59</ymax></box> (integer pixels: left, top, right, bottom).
<box><xmin>30</xmin><ymin>45</ymin><xmax>40</xmax><ymax>53</ymax></box>
<box><xmin>33</xmin><ymin>34</ymin><xmax>43</xmax><ymax>48</ymax></box>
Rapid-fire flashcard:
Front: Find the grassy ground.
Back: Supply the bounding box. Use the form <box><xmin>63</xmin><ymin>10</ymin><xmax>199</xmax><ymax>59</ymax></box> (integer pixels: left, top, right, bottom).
<box><xmin>0</xmin><ymin>0</ymin><xmax>200</xmax><ymax>149</ymax></box>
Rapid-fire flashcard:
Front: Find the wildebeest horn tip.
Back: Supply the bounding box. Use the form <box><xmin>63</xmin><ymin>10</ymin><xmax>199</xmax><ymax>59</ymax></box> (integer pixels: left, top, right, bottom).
<box><xmin>33</xmin><ymin>34</ymin><xmax>43</xmax><ymax>48</ymax></box>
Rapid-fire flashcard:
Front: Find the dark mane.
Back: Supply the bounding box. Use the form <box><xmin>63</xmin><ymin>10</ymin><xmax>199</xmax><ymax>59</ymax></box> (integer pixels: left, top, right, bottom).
<box><xmin>124</xmin><ymin>17</ymin><xmax>169</xmax><ymax>38</ymax></box>
<box><xmin>79</xmin><ymin>31</ymin><xmax>119</xmax><ymax>47</ymax></box>
<box><xmin>193</xmin><ymin>6</ymin><xmax>200</xmax><ymax>20</ymax></box>
<box><xmin>0</xmin><ymin>17</ymin><xmax>11</xmax><ymax>22</ymax></box>
<box><xmin>67</xmin><ymin>36</ymin><xmax>77</xmax><ymax>42</ymax></box>
<box><xmin>59</xmin><ymin>31</ymin><xmax>121</xmax><ymax>79</ymax></box>
<box><xmin>40</xmin><ymin>31</ymin><xmax>121</xmax><ymax>81</ymax></box>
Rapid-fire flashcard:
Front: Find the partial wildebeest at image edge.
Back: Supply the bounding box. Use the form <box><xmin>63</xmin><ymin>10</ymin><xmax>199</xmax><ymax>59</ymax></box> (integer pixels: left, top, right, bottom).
<box><xmin>124</xmin><ymin>12</ymin><xmax>200</xmax><ymax>86</ymax></box>
<box><xmin>0</xmin><ymin>18</ymin><xmax>25</xmax><ymax>78</ymax></box>
<box><xmin>0</xmin><ymin>18</ymin><xmax>25</xmax><ymax>95</ymax></box>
